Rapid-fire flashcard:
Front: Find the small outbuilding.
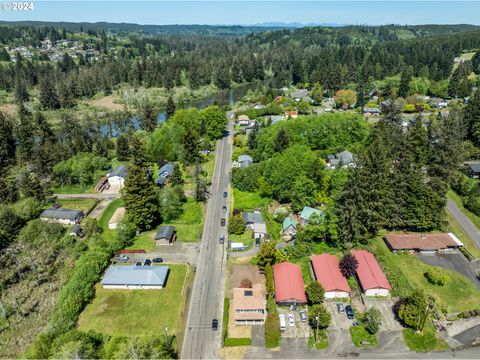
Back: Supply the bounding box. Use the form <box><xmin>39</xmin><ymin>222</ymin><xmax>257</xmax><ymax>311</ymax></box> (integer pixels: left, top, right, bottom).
<box><xmin>108</xmin><ymin>207</ymin><xmax>126</xmax><ymax>230</ymax></box>
<box><xmin>40</xmin><ymin>207</ymin><xmax>85</xmax><ymax>225</ymax></box>
<box><xmin>282</xmin><ymin>216</ymin><xmax>297</xmax><ymax>238</ymax></box>
<box><xmin>238</xmin><ymin>154</ymin><xmax>253</xmax><ymax>168</ymax></box>
<box><xmin>311</xmin><ymin>254</ymin><xmax>350</xmax><ymax>299</ymax></box>
<box><xmin>68</xmin><ymin>225</ymin><xmax>84</xmax><ymax>238</ymax></box>
<box><xmin>352</xmin><ymin>250</ymin><xmax>391</xmax><ymax>297</ymax></box>
<box><xmin>253</xmin><ymin>222</ymin><xmax>267</xmax><ymax>240</ymax></box>
<box><xmin>273</xmin><ymin>262</ymin><xmax>307</xmax><ymax>306</ymax></box>
<box><xmin>107</xmin><ymin>165</ymin><xmax>128</xmax><ymax>186</ymax></box>
<box><xmin>101</xmin><ymin>265</ymin><xmax>169</xmax><ymax>289</ymax></box>
<box><xmin>155</xmin><ymin>225</ymin><xmax>176</xmax><ymax>245</ymax></box>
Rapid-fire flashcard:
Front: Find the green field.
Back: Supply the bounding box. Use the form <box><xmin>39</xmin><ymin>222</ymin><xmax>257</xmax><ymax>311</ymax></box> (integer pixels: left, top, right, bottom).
<box><xmin>350</xmin><ymin>325</ymin><xmax>377</xmax><ymax>348</ymax></box>
<box><xmin>99</xmin><ymin>199</ymin><xmax>124</xmax><ymax>229</ymax></box>
<box><xmin>232</xmin><ymin>189</ymin><xmax>269</xmax><ymax>211</ymax></box>
<box><xmin>163</xmin><ymin>199</ymin><xmax>204</xmax><ymax>242</ymax></box>
<box><xmin>367</xmin><ymin>238</ymin><xmax>480</xmax><ymax>313</ymax></box>
<box><xmin>78</xmin><ymin>264</ymin><xmax>188</xmax><ymax>336</ymax></box>
<box><xmin>57</xmin><ymin>198</ymin><xmax>98</xmax><ymax>213</ymax></box>
<box><xmin>125</xmin><ymin>231</ymin><xmax>156</xmax><ymax>251</ymax></box>
<box><xmin>53</xmin><ymin>184</ymin><xmax>95</xmax><ymax>194</ymax></box>
<box><xmin>402</xmin><ymin>322</ymin><xmax>449</xmax><ymax>352</ymax></box>
<box><xmin>229</xmin><ymin>229</ymin><xmax>254</xmax><ymax>249</ymax></box>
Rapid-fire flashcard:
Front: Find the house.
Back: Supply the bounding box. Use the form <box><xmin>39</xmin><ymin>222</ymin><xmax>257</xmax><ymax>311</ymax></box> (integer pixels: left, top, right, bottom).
<box><xmin>253</xmin><ymin>222</ymin><xmax>267</xmax><ymax>240</ymax></box>
<box><xmin>108</xmin><ymin>165</ymin><xmax>128</xmax><ymax>186</ymax></box>
<box><xmin>238</xmin><ymin>154</ymin><xmax>253</xmax><ymax>168</ymax></box>
<box><xmin>362</xmin><ymin>107</ymin><xmax>381</xmax><ymax>116</ymax></box>
<box><xmin>352</xmin><ymin>250</ymin><xmax>391</xmax><ymax>297</ymax></box>
<box><xmin>430</xmin><ymin>98</ymin><xmax>448</xmax><ymax>108</ymax></box>
<box><xmin>40</xmin><ymin>208</ymin><xmax>85</xmax><ymax>225</ymax></box>
<box><xmin>300</xmin><ymin>206</ymin><xmax>323</xmax><ymax>226</ymax></box>
<box><xmin>290</xmin><ymin>89</ymin><xmax>310</xmax><ymax>102</ymax></box>
<box><xmin>253</xmin><ymin>104</ymin><xmax>265</xmax><ymax>109</ymax></box>
<box><xmin>311</xmin><ymin>254</ymin><xmax>351</xmax><ymax>299</ymax></box>
<box><xmin>270</xmin><ymin>115</ymin><xmax>285</xmax><ymax>124</ymax></box>
<box><xmin>108</xmin><ymin>207</ymin><xmax>126</xmax><ymax>230</ymax></box>
<box><xmin>68</xmin><ymin>225</ymin><xmax>84</xmax><ymax>238</ymax></box>
<box><xmin>155</xmin><ymin>225</ymin><xmax>176</xmax><ymax>245</ymax></box>
<box><xmin>384</xmin><ymin>233</ymin><xmax>463</xmax><ymax>253</ymax></box>
<box><xmin>238</xmin><ymin>114</ymin><xmax>250</xmax><ymax>126</ymax></box>
<box><xmin>327</xmin><ymin>150</ymin><xmax>355</xmax><ymax>169</ymax></box>
<box><xmin>232</xmin><ymin>283</ymin><xmax>266</xmax><ymax>325</ymax></box>
<box><xmin>274</xmin><ymin>96</ymin><xmax>283</xmax><ymax>103</ymax></box>
<box><xmin>273</xmin><ymin>262</ymin><xmax>307</xmax><ymax>306</ymax></box>
<box><xmin>155</xmin><ymin>163</ymin><xmax>174</xmax><ymax>186</ymax></box>
<box><xmin>242</xmin><ymin>212</ymin><xmax>264</xmax><ymax>228</ymax></box>
<box><xmin>100</xmin><ymin>265</ymin><xmax>169</xmax><ymax>289</ymax></box>
<box><xmin>284</xmin><ymin>111</ymin><xmax>298</xmax><ymax>119</ymax></box>
<box><xmin>465</xmin><ymin>162</ymin><xmax>480</xmax><ymax>178</ymax></box>
<box><xmin>282</xmin><ymin>216</ymin><xmax>297</xmax><ymax>239</ymax></box>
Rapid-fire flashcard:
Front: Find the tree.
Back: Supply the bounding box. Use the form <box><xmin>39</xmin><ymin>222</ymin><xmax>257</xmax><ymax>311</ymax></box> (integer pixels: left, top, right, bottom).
<box><xmin>158</xmin><ymin>187</ymin><xmax>183</xmax><ymax>222</ymax></box>
<box><xmin>38</xmin><ymin>75</ymin><xmax>60</xmax><ymax>110</ymax></box>
<box><xmin>265</xmin><ymin>263</ymin><xmax>274</xmax><ymax>294</ymax></box>
<box><xmin>140</xmin><ymin>99</ymin><xmax>158</xmax><ymax>132</ymax></box>
<box><xmin>363</xmin><ymin>308</ymin><xmax>382</xmax><ymax>334</ymax></box>
<box><xmin>306</xmin><ymin>281</ymin><xmax>325</xmax><ymax>305</ymax></box>
<box><xmin>116</xmin><ymin>135</ymin><xmax>130</xmax><ymax>161</ymax></box>
<box><xmin>182</xmin><ymin>129</ymin><xmax>201</xmax><ymax>165</ymax></box>
<box><xmin>465</xmin><ymin>89</ymin><xmax>480</xmax><ymax>145</ymax></box>
<box><xmin>0</xmin><ymin>206</ymin><xmax>25</xmax><ymax>250</ymax></box>
<box><xmin>193</xmin><ymin>164</ymin><xmax>207</xmax><ymax>202</ymax></box>
<box><xmin>398</xmin><ymin>67</ymin><xmax>412</xmax><ymax>98</ymax></box>
<box><xmin>290</xmin><ymin>175</ymin><xmax>317</xmax><ymax>212</ymax></box>
<box><xmin>0</xmin><ymin>112</ymin><xmax>16</xmax><ymax>175</ymax></box>
<box><xmin>122</xmin><ymin>160</ymin><xmax>160</xmax><ymax>231</ymax></box>
<box><xmin>308</xmin><ymin>304</ymin><xmax>331</xmax><ymax>334</ymax></box>
<box><xmin>170</xmin><ymin>163</ymin><xmax>183</xmax><ymax>185</ymax></box>
<box><xmin>201</xmin><ymin>106</ymin><xmax>227</xmax><ymax>140</ymax></box>
<box><xmin>340</xmin><ymin>253</ymin><xmax>358</xmax><ymax>277</ymax></box>
<box><xmin>397</xmin><ymin>290</ymin><xmax>435</xmax><ymax>331</ymax></box>
<box><xmin>264</xmin><ymin>312</ymin><xmax>280</xmax><ymax>348</ymax></box>
<box><xmin>334</xmin><ymin>89</ymin><xmax>357</xmax><ymax>108</ymax></box>
<box><xmin>274</xmin><ymin>128</ymin><xmax>289</xmax><ymax>153</ymax></box>
<box><xmin>256</xmin><ymin>241</ymin><xmax>277</xmax><ymax>271</ymax></box>
<box><xmin>310</xmin><ymin>82</ymin><xmax>323</xmax><ymax>103</ymax></box>
<box><xmin>165</xmin><ymin>95</ymin><xmax>176</xmax><ymax>119</ymax></box>
<box><xmin>228</xmin><ymin>214</ymin><xmax>245</xmax><ymax>235</ymax></box>
<box><xmin>14</xmin><ymin>75</ymin><xmax>29</xmax><ymax>104</ymax></box>
<box><xmin>16</xmin><ymin>104</ymin><xmax>34</xmax><ymax>163</ymax></box>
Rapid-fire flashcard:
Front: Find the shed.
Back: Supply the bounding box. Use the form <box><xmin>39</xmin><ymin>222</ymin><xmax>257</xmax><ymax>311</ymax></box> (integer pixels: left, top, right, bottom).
<box><xmin>311</xmin><ymin>254</ymin><xmax>350</xmax><ymax>298</ymax></box>
<box><xmin>231</xmin><ymin>242</ymin><xmax>246</xmax><ymax>251</ymax></box>
<box><xmin>155</xmin><ymin>225</ymin><xmax>176</xmax><ymax>245</ymax></box>
<box><xmin>101</xmin><ymin>265</ymin><xmax>169</xmax><ymax>289</ymax></box>
<box><xmin>238</xmin><ymin>154</ymin><xmax>253</xmax><ymax>168</ymax></box>
<box><xmin>282</xmin><ymin>216</ymin><xmax>297</xmax><ymax>236</ymax></box>
<box><xmin>272</xmin><ymin>262</ymin><xmax>307</xmax><ymax>306</ymax></box>
<box><xmin>352</xmin><ymin>250</ymin><xmax>391</xmax><ymax>297</ymax></box>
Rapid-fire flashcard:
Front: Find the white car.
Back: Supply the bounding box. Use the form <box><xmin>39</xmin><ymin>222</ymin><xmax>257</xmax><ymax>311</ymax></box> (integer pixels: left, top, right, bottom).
<box><xmin>288</xmin><ymin>314</ymin><xmax>295</xmax><ymax>327</ymax></box>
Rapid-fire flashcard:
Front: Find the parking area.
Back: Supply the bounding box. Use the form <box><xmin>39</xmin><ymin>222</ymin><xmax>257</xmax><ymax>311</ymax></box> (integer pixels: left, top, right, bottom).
<box><xmin>278</xmin><ymin>307</ymin><xmax>310</xmax><ymax>338</ymax></box>
<box><xmin>114</xmin><ymin>243</ymin><xmax>200</xmax><ymax>265</ymax></box>
<box><xmin>362</xmin><ymin>297</ymin><xmax>402</xmax><ymax>331</ymax></box>
<box><xmin>325</xmin><ymin>301</ymin><xmax>355</xmax><ymax>330</ymax></box>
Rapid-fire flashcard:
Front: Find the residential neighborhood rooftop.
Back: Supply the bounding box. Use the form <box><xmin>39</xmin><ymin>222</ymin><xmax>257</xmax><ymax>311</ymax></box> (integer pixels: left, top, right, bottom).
<box><xmin>41</xmin><ymin>207</ymin><xmax>84</xmax><ymax>220</ymax></box>
<box><xmin>272</xmin><ymin>262</ymin><xmax>307</xmax><ymax>304</ymax></box>
<box><xmin>384</xmin><ymin>233</ymin><xmax>463</xmax><ymax>251</ymax></box>
<box><xmin>100</xmin><ymin>265</ymin><xmax>169</xmax><ymax>287</ymax></box>
<box><xmin>352</xmin><ymin>250</ymin><xmax>391</xmax><ymax>291</ymax></box>
<box><xmin>311</xmin><ymin>254</ymin><xmax>351</xmax><ymax>293</ymax></box>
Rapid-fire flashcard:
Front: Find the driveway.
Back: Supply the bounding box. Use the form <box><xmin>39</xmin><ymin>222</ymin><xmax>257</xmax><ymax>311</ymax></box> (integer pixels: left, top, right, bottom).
<box><xmin>120</xmin><ymin>243</ymin><xmax>200</xmax><ymax>265</ymax></box>
<box><xmin>362</xmin><ymin>297</ymin><xmax>403</xmax><ymax>331</ymax></box>
<box><xmin>278</xmin><ymin>308</ymin><xmax>310</xmax><ymax>338</ymax></box>
<box><xmin>416</xmin><ymin>252</ymin><xmax>480</xmax><ymax>289</ymax></box>
<box><xmin>446</xmin><ymin>197</ymin><xmax>480</xmax><ymax>249</ymax></box>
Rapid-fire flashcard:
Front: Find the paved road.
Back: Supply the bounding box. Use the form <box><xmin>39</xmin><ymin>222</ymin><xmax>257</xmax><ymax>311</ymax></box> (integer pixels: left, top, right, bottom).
<box><xmin>181</xmin><ymin>119</ymin><xmax>233</xmax><ymax>359</ymax></box>
<box><xmin>446</xmin><ymin>197</ymin><xmax>480</xmax><ymax>249</ymax></box>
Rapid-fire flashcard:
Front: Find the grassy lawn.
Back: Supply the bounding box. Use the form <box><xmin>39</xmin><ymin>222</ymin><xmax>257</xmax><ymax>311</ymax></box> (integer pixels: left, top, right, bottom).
<box><xmin>78</xmin><ymin>264</ymin><xmax>188</xmax><ymax>336</ymax></box>
<box><xmin>232</xmin><ymin>188</ymin><xmax>269</xmax><ymax>211</ymax></box>
<box><xmin>350</xmin><ymin>325</ymin><xmax>377</xmax><ymax>348</ymax></box>
<box><xmin>367</xmin><ymin>237</ymin><xmax>480</xmax><ymax>313</ymax></box>
<box><xmin>402</xmin><ymin>322</ymin><xmax>449</xmax><ymax>352</ymax></box>
<box><xmin>164</xmin><ymin>199</ymin><xmax>204</xmax><ymax>242</ymax></box>
<box><xmin>447</xmin><ymin>212</ymin><xmax>480</xmax><ymax>259</ymax></box>
<box><xmin>204</xmin><ymin>154</ymin><xmax>215</xmax><ymax>184</ymax></box>
<box><xmin>307</xmin><ymin>330</ymin><xmax>329</xmax><ymax>349</ymax></box>
<box><xmin>57</xmin><ymin>198</ymin><xmax>98</xmax><ymax>213</ymax></box>
<box><xmin>99</xmin><ymin>199</ymin><xmax>124</xmax><ymax>229</ymax></box>
<box><xmin>53</xmin><ymin>184</ymin><xmax>95</xmax><ymax>194</ymax></box>
<box><xmin>291</xmin><ymin>256</ymin><xmax>313</xmax><ymax>283</ymax></box>
<box><xmin>125</xmin><ymin>231</ymin><xmax>156</xmax><ymax>251</ymax></box>
<box><xmin>229</xmin><ymin>229</ymin><xmax>254</xmax><ymax>249</ymax></box>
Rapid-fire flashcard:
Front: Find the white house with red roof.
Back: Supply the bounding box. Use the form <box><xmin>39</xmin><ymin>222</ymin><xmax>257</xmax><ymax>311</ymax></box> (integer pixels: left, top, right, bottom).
<box><xmin>311</xmin><ymin>254</ymin><xmax>351</xmax><ymax>299</ymax></box>
<box><xmin>352</xmin><ymin>250</ymin><xmax>391</xmax><ymax>296</ymax></box>
<box><xmin>272</xmin><ymin>262</ymin><xmax>307</xmax><ymax>306</ymax></box>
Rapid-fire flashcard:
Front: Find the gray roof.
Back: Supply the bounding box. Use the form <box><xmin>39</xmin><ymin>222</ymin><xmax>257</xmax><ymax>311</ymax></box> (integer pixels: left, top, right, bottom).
<box><xmin>242</xmin><ymin>212</ymin><xmax>264</xmax><ymax>224</ymax></box>
<box><xmin>41</xmin><ymin>208</ymin><xmax>84</xmax><ymax>220</ymax></box>
<box><xmin>155</xmin><ymin>163</ymin><xmax>174</xmax><ymax>185</ymax></box>
<box><xmin>155</xmin><ymin>225</ymin><xmax>175</xmax><ymax>240</ymax></box>
<box><xmin>270</xmin><ymin>115</ymin><xmax>285</xmax><ymax>123</ymax></box>
<box><xmin>109</xmin><ymin>165</ymin><xmax>128</xmax><ymax>179</ymax></box>
<box><xmin>101</xmin><ymin>265</ymin><xmax>169</xmax><ymax>286</ymax></box>
<box><xmin>363</xmin><ymin>107</ymin><xmax>381</xmax><ymax>113</ymax></box>
<box><xmin>238</xmin><ymin>155</ymin><xmax>253</xmax><ymax>164</ymax></box>
<box><xmin>290</xmin><ymin>89</ymin><xmax>310</xmax><ymax>99</ymax></box>
<box><xmin>336</xmin><ymin>151</ymin><xmax>354</xmax><ymax>164</ymax></box>
<box><xmin>469</xmin><ymin>163</ymin><xmax>480</xmax><ymax>173</ymax></box>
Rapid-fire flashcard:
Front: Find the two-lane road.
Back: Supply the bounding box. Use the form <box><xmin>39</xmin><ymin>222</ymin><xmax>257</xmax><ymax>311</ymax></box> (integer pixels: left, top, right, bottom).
<box><xmin>181</xmin><ymin>119</ymin><xmax>233</xmax><ymax>359</ymax></box>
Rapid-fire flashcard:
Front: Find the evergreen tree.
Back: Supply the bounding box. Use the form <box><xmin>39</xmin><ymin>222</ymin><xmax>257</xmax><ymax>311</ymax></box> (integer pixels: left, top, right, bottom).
<box><xmin>398</xmin><ymin>67</ymin><xmax>412</xmax><ymax>98</ymax></box>
<box><xmin>166</xmin><ymin>95</ymin><xmax>176</xmax><ymax>119</ymax></box>
<box><xmin>0</xmin><ymin>112</ymin><xmax>16</xmax><ymax>176</ymax></box>
<box><xmin>193</xmin><ymin>163</ymin><xmax>207</xmax><ymax>202</ymax></box>
<box><xmin>465</xmin><ymin>89</ymin><xmax>480</xmax><ymax>145</ymax></box>
<box><xmin>16</xmin><ymin>104</ymin><xmax>34</xmax><ymax>163</ymax></box>
<box><xmin>182</xmin><ymin>129</ymin><xmax>201</xmax><ymax>165</ymax></box>
<box><xmin>170</xmin><ymin>163</ymin><xmax>183</xmax><ymax>185</ymax></box>
<box><xmin>38</xmin><ymin>75</ymin><xmax>60</xmax><ymax>110</ymax></box>
<box><xmin>248</xmin><ymin>123</ymin><xmax>259</xmax><ymax>150</ymax></box>
<box><xmin>274</xmin><ymin>128</ymin><xmax>289</xmax><ymax>153</ymax></box>
<box><xmin>116</xmin><ymin>135</ymin><xmax>130</xmax><ymax>161</ymax></box>
<box><xmin>14</xmin><ymin>75</ymin><xmax>29</xmax><ymax>104</ymax></box>
<box><xmin>310</xmin><ymin>82</ymin><xmax>323</xmax><ymax>104</ymax></box>
<box><xmin>140</xmin><ymin>99</ymin><xmax>158</xmax><ymax>132</ymax></box>
<box><xmin>306</xmin><ymin>281</ymin><xmax>325</xmax><ymax>305</ymax></box>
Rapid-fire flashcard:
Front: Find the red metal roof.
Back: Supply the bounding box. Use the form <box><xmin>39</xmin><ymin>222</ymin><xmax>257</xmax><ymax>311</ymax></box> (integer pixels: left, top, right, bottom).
<box><xmin>311</xmin><ymin>254</ymin><xmax>351</xmax><ymax>293</ymax></box>
<box><xmin>273</xmin><ymin>262</ymin><xmax>307</xmax><ymax>303</ymax></box>
<box><xmin>352</xmin><ymin>250</ymin><xmax>391</xmax><ymax>291</ymax></box>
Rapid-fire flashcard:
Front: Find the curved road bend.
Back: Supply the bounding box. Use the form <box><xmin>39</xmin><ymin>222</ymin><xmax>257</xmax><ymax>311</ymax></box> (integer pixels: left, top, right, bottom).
<box><xmin>181</xmin><ymin>118</ymin><xmax>233</xmax><ymax>359</ymax></box>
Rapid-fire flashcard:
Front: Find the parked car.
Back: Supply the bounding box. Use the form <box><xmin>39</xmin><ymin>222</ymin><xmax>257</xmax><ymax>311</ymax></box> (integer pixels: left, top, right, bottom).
<box><xmin>222</xmin><ymin>206</ymin><xmax>227</xmax><ymax>213</ymax></box>
<box><xmin>152</xmin><ymin>257</ymin><xmax>163</xmax><ymax>263</ymax></box>
<box><xmin>337</xmin><ymin>303</ymin><xmax>345</xmax><ymax>314</ymax></box>
<box><xmin>300</xmin><ymin>310</ymin><xmax>307</xmax><ymax>322</ymax></box>
<box><xmin>212</xmin><ymin>319</ymin><xmax>218</xmax><ymax>330</ymax></box>
<box><xmin>219</xmin><ymin>235</ymin><xmax>225</xmax><ymax>244</ymax></box>
<box><xmin>288</xmin><ymin>314</ymin><xmax>295</xmax><ymax>327</ymax></box>
<box><xmin>345</xmin><ymin>305</ymin><xmax>354</xmax><ymax>319</ymax></box>
<box><xmin>114</xmin><ymin>254</ymin><xmax>129</xmax><ymax>261</ymax></box>
<box><xmin>135</xmin><ymin>262</ymin><xmax>142</xmax><ymax>266</ymax></box>
<box><xmin>279</xmin><ymin>314</ymin><xmax>286</xmax><ymax>331</ymax></box>
<box><xmin>221</xmin><ymin>218</ymin><xmax>226</xmax><ymax>226</ymax></box>
<box><xmin>143</xmin><ymin>259</ymin><xmax>152</xmax><ymax>266</ymax></box>
<box><xmin>223</xmin><ymin>191</ymin><xmax>228</xmax><ymax>198</ymax></box>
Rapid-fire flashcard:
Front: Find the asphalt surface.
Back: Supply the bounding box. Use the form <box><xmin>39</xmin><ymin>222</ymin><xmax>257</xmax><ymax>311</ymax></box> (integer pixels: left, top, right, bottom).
<box><xmin>446</xmin><ymin>197</ymin><xmax>480</xmax><ymax>249</ymax></box>
<box><xmin>181</xmin><ymin>118</ymin><xmax>233</xmax><ymax>360</ymax></box>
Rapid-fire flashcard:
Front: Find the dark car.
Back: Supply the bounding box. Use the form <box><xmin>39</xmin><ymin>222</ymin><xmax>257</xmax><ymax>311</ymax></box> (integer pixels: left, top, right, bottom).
<box><xmin>219</xmin><ymin>235</ymin><xmax>225</xmax><ymax>244</ymax></box>
<box><xmin>152</xmin><ymin>257</ymin><xmax>163</xmax><ymax>263</ymax></box>
<box><xmin>135</xmin><ymin>262</ymin><xmax>142</xmax><ymax>266</ymax></box>
<box><xmin>212</xmin><ymin>319</ymin><xmax>218</xmax><ymax>330</ymax></box>
<box><xmin>345</xmin><ymin>305</ymin><xmax>354</xmax><ymax>319</ymax></box>
<box><xmin>221</xmin><ymin>218</ymin><xmax>226</xmax><ymax>226</ymax></box>
<box><xmin>223</xmin><ymin>191</ymin><xmax>228</xmax><ymax>198</ymax></box>
<box><xmin>143</xmin><ymin>259</ymin><xmax>152</xmax><ymax>266</ymax></box>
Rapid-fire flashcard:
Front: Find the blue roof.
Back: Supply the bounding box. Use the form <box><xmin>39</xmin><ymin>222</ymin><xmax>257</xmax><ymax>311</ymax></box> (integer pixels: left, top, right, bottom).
<box><xmin>101</xmin><ymin>265</ymin><xmax>169</xmax><ymax>286</ymax></box>
<box><xmin>282</xmin><ymin>217</ymin><xmax>297</xmax><ymax>230</ymax></box>
<box><xmin>300</xmin><ymin>206</ymin><xmax>323</xmax><ymax>220</ymax></box>
<box><xmin>155</xmin><ymin>163</ymin><xmax>174</xmax><ymax>185</ymax></box>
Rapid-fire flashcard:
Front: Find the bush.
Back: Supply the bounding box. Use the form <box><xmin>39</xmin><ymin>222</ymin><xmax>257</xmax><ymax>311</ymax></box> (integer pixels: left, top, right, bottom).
<box><xmin>228</xmin><ymin>214</ymin><xmax>245</xmax><ymax>235</ymax></box>
<box><xmin>273</xmin><ymin>207</ymin><xmax>289</xmax><ymax>222</ymax></box>
<box><xmin>424</xmin><ymin>268</ymin><xmax>447</xmax><ymax>286</ymax></box>
<box><xmin>363</xmin><ymin>308</ymin><xmax>382</xmax><ymax>335</ymax></box>
<box><xmin>340</xmin><ymin>253</ymin><xmax>358</xmax><ymax>278</ymax></box>
<box><xmin>264</xmin><ymin>312</ymin><xmax>280</xmax><ymax>348</ymax></box>
<box><xmin>224</xmin><ymin>338</ymin><xmax>252</xmax><ymax>346</ymax></box>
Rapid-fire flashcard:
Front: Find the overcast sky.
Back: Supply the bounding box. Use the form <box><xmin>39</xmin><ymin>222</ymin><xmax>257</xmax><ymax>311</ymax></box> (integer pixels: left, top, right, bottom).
<box><xmin>2</xmin><ymin>1</ymin><xmax>480</xmax><ymax>26</ymax></box>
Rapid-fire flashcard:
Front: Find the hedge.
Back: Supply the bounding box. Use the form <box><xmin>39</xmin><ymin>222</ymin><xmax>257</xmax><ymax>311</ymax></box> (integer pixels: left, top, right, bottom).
<box><xmin>222</xmin><ymin>298</ymin><xmax>230</xmax><ymax>342</ymax></box>
<box><xmin>224</xmin><ymin>338</ymin><xmax>252</xmax><ymax>347</ymax></box>
<box><xmin>265</xmin><ymin>312</ymin><xmax>280</xmax><ymax>348</ymax></box>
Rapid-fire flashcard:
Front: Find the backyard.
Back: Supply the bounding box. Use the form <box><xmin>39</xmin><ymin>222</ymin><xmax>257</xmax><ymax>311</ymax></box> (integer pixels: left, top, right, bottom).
<box><xmin>56</xmin><ymin>198</ymin><xmax>98</xmax><ymax>213</ymax></box>
<box><xmin>164</xmin><ymin>198</ymin><xmax>204</xmax><ymax>242</ymax></box>
<box><xmin>78</xmin><ymin>264</ymin><xmax>189</xmax><ymax>336</ymax></box>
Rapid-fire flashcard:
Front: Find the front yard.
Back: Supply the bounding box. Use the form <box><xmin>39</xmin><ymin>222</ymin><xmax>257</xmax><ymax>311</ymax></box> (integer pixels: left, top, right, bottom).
<box><xmin>164</xmin><ymin>198</ymin><xmax>204</xmax><ymax>242</ymax></box>
<box><xmin>78</xmin><ymin>264</ymin><xmax>189</xmax><ymax>336</ymax></box>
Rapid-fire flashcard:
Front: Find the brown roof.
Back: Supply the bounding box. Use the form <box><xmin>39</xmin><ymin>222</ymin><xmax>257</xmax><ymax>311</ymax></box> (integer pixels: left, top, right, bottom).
<box><xmin>109</xmin><ymin>207</ymin><xmax>126</xmax><ymax>224</ymax></box>
<box><xmin>232</xmin><ymin>283</ymin><xmax>265</xmax><ymax>312</ymax></box>
<box><xmin>384</xmin><ymin>233</ymin><xmax>463</xmax><ymax>251</ymax></box>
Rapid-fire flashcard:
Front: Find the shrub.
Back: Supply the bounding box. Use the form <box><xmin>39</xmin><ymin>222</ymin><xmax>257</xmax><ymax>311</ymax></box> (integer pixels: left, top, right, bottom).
<box><xmin>228</xmin><ymin>214</ymin><xmax>245</xmax><ymax>235</ymax></box>
<box><xmin>265</xmin><ymin>263</ymin><xmax>274</xmax><ymax>295</ymax></box>
<box><xmin>424</xmin><ymin>268</ymin><xmax>447</xmax><ymax>286</ymax></box>
<box><xmin>340</xmin><ymin>253</ymin><xmax>358</xmax><ymax>278</ymax></box>
<box><xmin>273</xmin><ymin>207</ymin><xmax>289</xmax><ymax>222</ymax></box>
<box><xmin>224</xmin><ymin>338</ymin><xmax>252</xmax><ymax>346</ymax></box>
<box><xmin>264</xmin><ymin>312</ymin><xmax>280</xmax><ymax>348</ymax></box>
<box><xmin>363</xmin><ymin>308</ymin><xmax>382</xmax><ymax>334</ymax></box>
